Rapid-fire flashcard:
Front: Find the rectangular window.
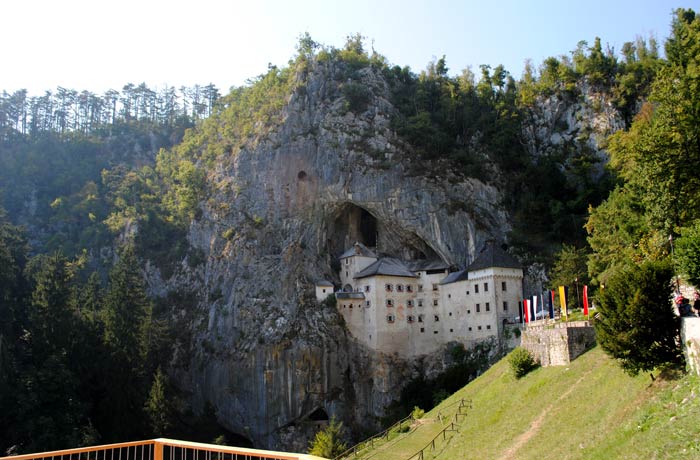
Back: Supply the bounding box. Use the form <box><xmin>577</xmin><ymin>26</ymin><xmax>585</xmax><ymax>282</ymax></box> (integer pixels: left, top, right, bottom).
<box><xmin>385</xmin><ymin>284</ymin><xmax>393</xmax><ymax>292</ymax></box>
<box><xmin>386</xmin><ymin>299</ymin><xmax>393</xmax><ymax>307</ymax></box>
<box><xmin>467</xmin><ymin>309</ymin><xmax>471</xmax><ymax>314</ymax></box>
<box><xmin>478</xmin><ymin>325</ymin><xmax>482</xmax><ymax>330</ymax></box>
<box><xmin>418</xmin><ymin>315</ymin><xmax>424</xmax><ymax>323</ymax></box>
<box><xmin>407</xmin><ymin>300</ymin><xmax>414</xmax><ymax>307</ymax></box>
<box><xmin>418</xmin><ymin>299</ymin><xmax>424</xmax><ymax>307</ymax></box>
<box><xmin>407</xmin><ymin>315</ymin><xmax>415</xmax><ymax>323</ymax></box>
<box><xmin>450</xmin><ymin>328</ymin><xmax>453</xmax><ymax>333</ymax></box>
<box><xmin>468</xmin><ymin>326</ymin><xmax>472</xmax><ymax>331</ymax></box>
<box><xmin>484</xmin><ymin>282</ymin><xmax>488</xmax><ymax>292</ymax></box>
<box><xmin>366</xmin><ymin>300</ymin><xmax>371</xmax><ymax>307</ymax></box>
<box><xmin>345</xmin><ymin>259</ymin><xmax>349</xmax><ymax>265</ymax></box>
<box><xmin>418</xmin><ymin>284</ymin><xmax>424</xmax><ymax>292</ymax></box>
<box><xmin>487</xmin><ymin>325</ymin><xmax>491</xmax><ymax>330</ymax></box>
<box><xmin>432</xmin><ymin>283</ymin><xmax>439</xmax><ymax>291</ymax></box>
<box><xmin>502</xmin><ymin>281</ymin><xmax>507</xmax><ymax>291</ymax></box>
<box><xmin>433</xmin><ymin>299</ymin><xmax>439</xmax><ymax>306</ymax></box>
<box><xmin>386</xmin><ymin>315</ymin><xmax>395</xmax><ymax>323</ymax></box>
<box><xmin>434</xmin><ymin>315</ymin><xmax>440</xmax><ymax>322</ymax></box>
<box><xmin>503</xmin><ymin>301</ymin><xmax>508</xmax><ymax>311</ymax></box>
<box><xmin>349</xmin><ymin>304</ymin><xmax>353</xmax><ymax>309</ymax></box>
<box><xmin>406</xmin><ymin>285</ymin><xmax>413</xmax><ymax>293</ymax></box>
<box><xmin>420</xmin><ymin>327</ymin><xmax>425</xmax><ymax>333</ymax></box>
<box><xmin>433</xmin><ymin>331</ymin><xmax>438</xmax><ymax>334</ymax></box>
<box><xmin>365</xmin><ymin>285</ymin><xmax>371</xmax><ymax>292</ymax></box>
<box><xmin>474</xmin><ymin>284</ymin><xmax>479</xmax><ymax>293</ymax></box>
<box><xmin>476</xmin><ymin>303</ymin><xmax>480</xmax><ymax>313</ymax></box>
<box><xmin>486</xmin><ymin>302</ymin><xmax>490</xmax><ymax>312</ymax></box>
<box><xmin>397</xmin><ymin>284</ymin><xmax>404</xmax><ymax>292</ymax></box>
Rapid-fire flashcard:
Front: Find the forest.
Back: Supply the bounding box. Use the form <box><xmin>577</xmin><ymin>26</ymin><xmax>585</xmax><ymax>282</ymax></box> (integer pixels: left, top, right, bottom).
<box><xmin>1</xmin><ymin>7</ymin><xmax>700</xmax><ymax>454</ymax></box>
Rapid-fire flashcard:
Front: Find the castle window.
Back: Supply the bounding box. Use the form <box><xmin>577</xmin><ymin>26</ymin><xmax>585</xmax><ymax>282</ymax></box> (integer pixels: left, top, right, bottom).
<box><xmin>396</xmin><ymin>284</ymin><xmax>404</xmax><ymax>292</ymax></box>
<box><xmin>345</xmin><ymin>271</ymin><xmax>348</xmax><ymax>277</ymax></box>
<box><xmin>487</xmin><ymin>325</ymin><xmax>491</xmax><ymax>330</ymax></box>
<box><xmin>418</xmin><ymin>299</ymin><xmax>424</xmax><ymax>307</ymax></box>
<box><xmin>466</xmin><ymin>291</ymin><xmax>470</xmax><ymax>295</ymax></box>
<box><xmin>476</xmin><ymin>303</ymin><xmax>480</xmax><ymax>312</ymax></box>
<box><xmin>433</xmin><ymin>299</ymin><xmax>439</xmax><ymax>307</ymax></box>
<box><xmin>450</xmin><ymin>328</ymin><xmax>454</xmax><ymax>333</ymax></box>
<box><xmin>418</xmin><ymin>284</ymin><xmax>424</xmax><ymax>292</ymax></box>
<box><xmin>474</xmin><ymin>284</ymin><xmax>479</xmax><ymax>293</ymax></box>
<box><xmin>486</xmin><ymin>302</ymin><xmax>490</xmax><ymax>312</ymax></box>
<box><xmin>365</xmin><ymin>285</ymin><xmax>371</xmax><ymax>292</ymax></box>
<box><xmin>407</xmin><ymin>300</ymin><xmax>414</xmax><ymax>307</ymax></box>
<box><xmin>406</xmin><ymin>285</ymin><xmax>413</xmax><ymax>293</ymax></box>
<box><xmin>432</xmin><ymin>283</ymin><xmax>439</xmax><ymax>291</ymax></box>
<box><xmin>418</xmin><ymin>314</ymin><xmax>424</xmax><ymax>323</ymax></box>
<box><xmin>503</xmin><ymin>301</ymin><xmax>508</xmax><ymax>311</ymax></box>
<box><xmin>478</xmin><ymin>326</ymin><xmax>482</xmax><ymax>330</ymax></box>
<box><xmin>345</xmin><ymin>259</ymin><xmax>349</xmax><ymax>265</ymax></box>
<box><xmin>433</xmin><ymin>331</ymin><xmax>438</xmax><ymax>334</ymax></box>
<box><xmin>467</xmin><ymin>309</ymin><xmax>471</xmax><ymax>314</ymax></box>
<box><xmin>407</xmin><ymin>315</ymin><xmax>415</xmax><ymax>323</ymax></box>
<box><xmin>468</xmin><ymin>327</ymin><xmax>472</xmax><ymax>331</ymax></box>
<box><xmin>386</xmin><ymin>299</ymin><xmax>393</xmax><ymax>307</ymax></box>
<box><xmin>366</xmin><ymin>300</ymin><xmax>371</xmax><ymax>307</ymax></box>
<box><xmin>349</xmin><ymin>304</ymin><xmax>353</xmax><ymax>309</ymax></box>
<box><xmin>449</xmin><ymin>312</ymin><xmax>452</xmax><ymax>316</ymax></box>
<box><xmin>343</xmin><ymin>304</ymin><xmax>346</xmax><ymax>308</ymax></box>
<box><xmin>385</xmin><ymin>284</ymin><xmax>393</xmax><ymax>292</ymax></box>
<box><xmin>386</xmin><ymin>315</ymin><xmax>395</xmax><ymax>323</ymax></box>
<box><xmin>502</xmin><ymin>281</ymin><xmax>507</xmax><ymax>291</ymax></box>
<box><xmin>484</xmin><ymin>282</ymin><xmax>488</xmax><ymax>292</ymax></box>
<box><xmin>448</xmin><ymin>294</ymin><xmax>451</xmax><ymax>299</ymax></box>
<box><xmin>434</xmin><ymin>315</ymin><xmax>440</xmax><ymax>322</ymax></box>
<box><xmin>322</xmin><ymin>288</ymin><xmax>327</xmax><ymax>293</ymax></box>
<box><xmin>420</xmin><ymin>327</ymin><xmax>425</xmax><ymax>333</ymax></box>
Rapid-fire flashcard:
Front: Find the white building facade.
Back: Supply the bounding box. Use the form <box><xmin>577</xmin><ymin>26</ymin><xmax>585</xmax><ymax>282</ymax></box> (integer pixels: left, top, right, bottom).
<box><xmin>317</xmin><ymin>241</ymin><xmax>524</xmax><ymax>357</ymax></box>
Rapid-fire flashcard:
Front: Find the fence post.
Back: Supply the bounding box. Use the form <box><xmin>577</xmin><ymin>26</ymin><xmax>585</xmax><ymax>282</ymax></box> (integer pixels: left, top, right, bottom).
<box><xmin>154</xmin><ymin>441</ymin><xmax>163</xmax><ymax>460</ymax></box>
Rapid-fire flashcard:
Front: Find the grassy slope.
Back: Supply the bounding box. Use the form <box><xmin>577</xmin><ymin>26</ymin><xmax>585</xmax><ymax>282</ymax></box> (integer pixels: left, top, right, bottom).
<box><xmin>363</xmin><ymin>347</ymin><xmax>700</xmax><ymax>460</ymax></box>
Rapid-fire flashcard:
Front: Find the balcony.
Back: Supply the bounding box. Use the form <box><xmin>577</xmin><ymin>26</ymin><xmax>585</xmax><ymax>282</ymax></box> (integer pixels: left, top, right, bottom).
<box><xmin>0</xmin><ymin>439</ymin><xmax>325</xmax><ymax>460</ymax></box>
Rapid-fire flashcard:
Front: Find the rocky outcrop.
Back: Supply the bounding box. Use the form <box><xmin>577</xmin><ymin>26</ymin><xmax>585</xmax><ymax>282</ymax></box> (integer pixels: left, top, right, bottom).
<box><xmin>153</xmin><ymin>60</ymin><xmax>625</xmax><ymax>450</ymax></box>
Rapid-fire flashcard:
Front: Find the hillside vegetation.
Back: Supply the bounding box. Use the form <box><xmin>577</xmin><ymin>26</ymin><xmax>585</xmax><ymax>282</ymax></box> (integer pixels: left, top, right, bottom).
<box><xmin>352</xmin><ymin>347</ymin><xmax>700</xmax><ymax>460</ymax></box>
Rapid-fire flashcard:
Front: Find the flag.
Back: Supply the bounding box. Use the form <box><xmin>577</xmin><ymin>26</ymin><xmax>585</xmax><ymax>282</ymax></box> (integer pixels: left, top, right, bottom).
<box><xmin>583</xmin><ymin>285</ymin><xmax>589</xmax><ymax>317</ymax></box>
<box><xmin>524</xmin><ymin>299</ymin><xmax>529</xmax><ymax>323</ymax></box>
<box><xmin>548</xmin><ymin>290</ymin><xmax>555</xmax><ymax>319</ymax></box>
<box><xmin>559</xmin><ymin>285</ymin><xmax>568</xmax><ymax>317</ymax></box>
<box><xmin>532</xmin><ymin>295</ymin><xmax>538</xmax><ymax>321</ymax></box>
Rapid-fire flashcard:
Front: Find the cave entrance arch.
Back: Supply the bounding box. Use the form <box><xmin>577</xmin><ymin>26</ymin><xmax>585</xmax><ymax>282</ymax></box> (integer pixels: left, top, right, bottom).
<box><xmin>326</xmin><ymin>202</ymin><xmax>442</xmax><ymax>262</ymax></box>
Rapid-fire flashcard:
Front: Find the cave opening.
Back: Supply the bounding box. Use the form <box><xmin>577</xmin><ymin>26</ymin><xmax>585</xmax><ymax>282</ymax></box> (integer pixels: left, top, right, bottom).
<box><xmin>308</xmin><ymin>407</ymin><xmax>329</xmax><ymax>421</ymax></box>
<box><xmin>326</xmin><ymin>202</ymin><xmax>441</xmax><ymax>263</ymax></box>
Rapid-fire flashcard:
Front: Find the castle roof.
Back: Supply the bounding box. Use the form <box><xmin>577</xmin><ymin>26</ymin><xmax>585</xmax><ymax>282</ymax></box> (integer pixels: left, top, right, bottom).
<box><xmin>354</xmin><ymin>258</ymin><xmax>418</xmax><ymax>279</ymax></box>
<box><xmin>467</xmin><ymin>241</ymin><xmax>521</xmax><ymax>271</ymax></box>
<box><xmin>339</xmin><ymin>242</ymin><xmax>377</xmax><ymax>259</ymax></box>
<box><xmin>315</xmin><ymin>280</ymin><xmax>333</xmax><ymax>287</ymax></box>
<box><xmin>439</xmin><ymin>269</ymin><xmax>469</xmax><ymax>285</ymax></box>
<box><xmin>406</xmin><ymin>259</ymin><xmax>450</xmax><ymax>272</ymax></box>
<box><xmin>336</xmin><ymin>292</ymin><xmax>366</xmax><ymax>300</ymax></box>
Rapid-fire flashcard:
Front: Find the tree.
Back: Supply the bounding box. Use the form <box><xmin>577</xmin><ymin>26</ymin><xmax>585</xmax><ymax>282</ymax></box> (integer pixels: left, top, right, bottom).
<box><xmin>594</xmin><ymin>260</ymin><xmax>684</xmax><ymax>377</ymax></box>
<box><xmin>308</xmin><ymin>416</ymin><xmax>347</xmax><ymax>458</ymax></box>
<box><xmin>675</xmin><ymin>220</ymin><xmax>700</xmax><ymax>286</ymax></box>
<box><xmin>548</xmin><ymin>245</ymin><xmax>590</xmax><ymax>290</ymax></box>
<box><xmin>144</xmin><ymin>367</ymin><xmax>175</xmax><ymax>436</ymax></box>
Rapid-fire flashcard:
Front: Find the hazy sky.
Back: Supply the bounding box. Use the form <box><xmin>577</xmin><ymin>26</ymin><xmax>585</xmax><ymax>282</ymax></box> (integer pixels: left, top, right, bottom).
<box><xmin>2</xmin><ymin>0</ymin><xmax>695</xmax><ymax>95</ymax></box>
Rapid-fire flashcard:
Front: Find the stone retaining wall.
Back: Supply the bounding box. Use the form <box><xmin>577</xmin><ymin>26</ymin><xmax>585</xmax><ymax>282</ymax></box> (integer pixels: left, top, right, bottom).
<box><xmin>682</xmin><ymin>317</ymin><xmax>700</xmax><ymax>375</ymax></box>
<box><xmin>520</xmin><ymin>321</ymin><xmax>596</xmax><ymax>366</ymax></box>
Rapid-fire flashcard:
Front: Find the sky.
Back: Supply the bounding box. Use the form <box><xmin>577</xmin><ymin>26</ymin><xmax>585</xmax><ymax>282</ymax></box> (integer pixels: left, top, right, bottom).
<box><xmin>2</xmin><ymin>0</ymin><xmax>697</xmax><ymax>96</ymax></box>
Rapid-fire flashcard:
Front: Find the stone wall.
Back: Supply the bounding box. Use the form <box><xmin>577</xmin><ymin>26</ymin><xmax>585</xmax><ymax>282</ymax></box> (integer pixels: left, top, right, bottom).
<box><xmin>682</xmin><ymin>317</ymin><xmax>700</xmax><ymax>375</ymax></box>
<box><xmin>521</xmin><ymin>321</ymin><xmax>596</xmax><ymax>366</ymax></box>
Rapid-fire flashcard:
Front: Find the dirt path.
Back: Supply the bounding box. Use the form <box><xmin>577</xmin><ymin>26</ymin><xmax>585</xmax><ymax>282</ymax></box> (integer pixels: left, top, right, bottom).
<box><xmin>496</xmin><ymin>369</ymin><xmax>593</xmax><ymax>460</ymax></box>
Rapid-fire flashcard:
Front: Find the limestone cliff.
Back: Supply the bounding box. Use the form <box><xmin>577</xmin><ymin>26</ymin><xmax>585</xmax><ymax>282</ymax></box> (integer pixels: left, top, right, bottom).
<box><xmin>151</xmin><ymin>57</ymin><xmax>625</xmax><ymax>450</ymax></box>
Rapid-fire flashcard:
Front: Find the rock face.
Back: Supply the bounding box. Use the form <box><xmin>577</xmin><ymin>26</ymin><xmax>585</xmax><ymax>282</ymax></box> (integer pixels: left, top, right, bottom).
<box><xmin>158</xmin><ymin>60</ymin><xmax>624</xmax><ymax>450</ymax></box>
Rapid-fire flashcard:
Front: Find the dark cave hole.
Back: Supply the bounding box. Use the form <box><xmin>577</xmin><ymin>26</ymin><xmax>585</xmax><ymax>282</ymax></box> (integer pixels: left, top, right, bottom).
<box><xmin>308</xmin><ymin>407</ymin><xmax>329</xmax><ymax>421</ymax></box>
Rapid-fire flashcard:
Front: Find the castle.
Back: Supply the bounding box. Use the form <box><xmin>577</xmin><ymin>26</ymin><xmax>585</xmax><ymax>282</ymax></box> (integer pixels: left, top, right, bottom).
<box><xmin>316</xmin><ymin>241</ymin><xmax>524</xmax><ymax>357</ymax></box>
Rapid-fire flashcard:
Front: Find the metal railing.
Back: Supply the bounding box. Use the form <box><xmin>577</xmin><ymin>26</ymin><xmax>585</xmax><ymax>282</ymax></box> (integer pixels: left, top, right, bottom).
<box><xmin>0</xmin><ymin>439</ymin><xmax>325</xmax><ymax>460</ymax></box>
<box><xmin>333</xmin><ymin>414</ymin><xmax>414</xmax><ymax>460</ymax></box>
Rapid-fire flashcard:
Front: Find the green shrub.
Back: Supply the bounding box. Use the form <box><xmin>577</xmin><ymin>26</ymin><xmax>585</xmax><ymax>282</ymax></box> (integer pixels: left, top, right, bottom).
<box><xmin>342</xmin><ymin>82</ymin><xmax>370</xmax><ymax>113</ymax></box>
<box><xmin>411</xmin><ymin>406</ymin><xmax>425</xmax><ymax>419</ymax></box>
<box><xmin>509</xmin><ymin>347</ymin><xmax>538</xmax><ymax>379</ymax></box>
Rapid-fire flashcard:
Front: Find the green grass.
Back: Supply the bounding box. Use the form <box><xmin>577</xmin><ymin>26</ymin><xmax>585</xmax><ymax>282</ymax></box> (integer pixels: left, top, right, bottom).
<box><xmin>359</xmin><ymin>347</ymin><xmax>700</xmax><ymax>460</ymax></box>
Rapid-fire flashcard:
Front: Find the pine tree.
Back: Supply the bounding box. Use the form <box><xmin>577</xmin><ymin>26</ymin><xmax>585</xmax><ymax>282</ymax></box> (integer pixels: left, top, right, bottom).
<box><xmin>594</xmin><ymin>260</ymin><xmax>684</xmax><ymax>377</ymax></box>
<box><xmin>308</xmin><ymin>416</ymin><xmax>347</xmax><ymax>458</ymax></box>
<box><xmin>144</xmin><ymin>367</ymin><xmax>175</xmax><ymax>436</ymax></box>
